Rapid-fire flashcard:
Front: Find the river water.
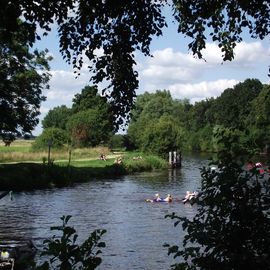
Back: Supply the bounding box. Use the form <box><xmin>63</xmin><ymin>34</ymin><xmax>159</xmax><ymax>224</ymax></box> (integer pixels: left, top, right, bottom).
<box><xmin>0</xmin><ymin>154</ymin><xmax>209</xmax><ymax>269</ymax></box>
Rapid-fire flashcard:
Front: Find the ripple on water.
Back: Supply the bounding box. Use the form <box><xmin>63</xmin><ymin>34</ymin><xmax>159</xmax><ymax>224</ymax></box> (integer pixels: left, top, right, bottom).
<box><xmin>0</xmin><ymin>155</ymin><xmax>208</xmax><ymax>269</ymax></box>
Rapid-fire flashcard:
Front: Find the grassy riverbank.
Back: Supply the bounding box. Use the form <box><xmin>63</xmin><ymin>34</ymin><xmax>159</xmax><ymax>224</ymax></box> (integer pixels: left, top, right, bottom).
<box><xmin>0</xmin><ymin>140</ymin><xmax>112</xmax><ymax>163</ymax></box>
<box><xmin>0</xmin><ymin>141</ymin><xmax>168</xmax><ymax>190</ymax></box>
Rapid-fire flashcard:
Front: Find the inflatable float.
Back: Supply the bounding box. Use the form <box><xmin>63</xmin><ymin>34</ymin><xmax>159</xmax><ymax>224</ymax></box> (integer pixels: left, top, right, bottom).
<box><xmin>146</xmin><ymin>194</ymin><xmax>172</xmax><ymax>203</ymax></box>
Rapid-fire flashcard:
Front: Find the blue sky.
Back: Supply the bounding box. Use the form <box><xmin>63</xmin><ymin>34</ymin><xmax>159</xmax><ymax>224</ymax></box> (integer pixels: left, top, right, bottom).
<box><xmin>33</xmin><ymin>9</ymin><xmax>270</xmax><ymax>135</ymax></box>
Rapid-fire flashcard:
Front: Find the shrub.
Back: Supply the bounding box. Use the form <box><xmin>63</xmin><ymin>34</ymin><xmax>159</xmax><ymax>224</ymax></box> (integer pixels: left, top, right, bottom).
<box><xmin>35</xmin><ymin>215</ymin><xmax>106</xmax><ymax>270</ymax></box>
<box><xmin>32</xmin><ymin>128</ymin><xmax>68</xmax><ymax>151</ymax></box>
<box><xmin>165</xmin><ymin>128</ymin><xmax>270</xmax><ymax>270</ymax></box>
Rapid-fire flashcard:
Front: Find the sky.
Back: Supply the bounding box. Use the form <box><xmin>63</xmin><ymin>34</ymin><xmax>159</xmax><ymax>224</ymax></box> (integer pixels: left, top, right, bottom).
<box><xmin>33</xmin><ymin>8</ymin><xmax>270</xmax><ymax>135</ymax></box>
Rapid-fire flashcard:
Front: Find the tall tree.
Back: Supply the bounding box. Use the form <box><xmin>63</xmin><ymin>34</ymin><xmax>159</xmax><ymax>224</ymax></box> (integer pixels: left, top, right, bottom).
<box><xmin>66</xmin><ymin>109</ymin><xmax>112</xmax><ymax>147</ymax></box>
<box><xmin>213</xmin><ymin>79</ymin><xmax>263</xmax><ymax>129</ymax></box>
<box><xmin>72</xmin><ymin>86</ymin><xmax>110</xmax><ymax>114</ymax></box>
<box><xmin>245</xmin><ymin>84</ymin><xmax>270</xmax><ymax>151</ymax></box>
<box><xmin>0</xmin><ymin>20</ymin><xmax>51</xmax><ymax>137</ymax></box>
<box><xmin>42</xmin><ymin>105</ymin><xmax>71</xmax><ymax>130</ymax></box>
<box><xmin>2</xmin><ymin>1</ymin><xmax>269</xmax><ymax>129</ymax></box>
<box><xmin>128</xmin><ymin>90</ymin><xmax>175</xmax><ymax>149</ymax></box>
<box><xmin>166</xmin><ymin>132</ymin><xmax>270</xmax><ymax>270</ymax></box>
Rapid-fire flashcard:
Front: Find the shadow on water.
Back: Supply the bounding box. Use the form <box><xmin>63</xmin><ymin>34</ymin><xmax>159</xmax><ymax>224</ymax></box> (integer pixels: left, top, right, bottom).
<box><xmin>0</xmin><ymin>154</ymin><xmax>209</xmax><ymax>269</ymax></box>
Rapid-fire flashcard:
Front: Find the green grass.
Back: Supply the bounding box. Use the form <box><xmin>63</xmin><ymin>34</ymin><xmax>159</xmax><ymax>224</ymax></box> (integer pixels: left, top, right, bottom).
<box><xmin>0</xmin><ymin>139</ymin><xmax>112</xmax><ymax>163</ymax></box>
<box><xmin>0</xmin><ymin>139</ymin><xmax>33</xmax><ymax>152</ymax></box>
<box><xmin>0</xmin><ymin>140</ymin><xmax>168</xmax><ymax>190</ymax></box>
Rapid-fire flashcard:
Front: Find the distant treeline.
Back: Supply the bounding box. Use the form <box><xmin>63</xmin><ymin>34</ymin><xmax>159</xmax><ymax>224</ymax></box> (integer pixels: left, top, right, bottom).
<box><xmin>126</xmin><ymin>78</ymin><xmax>270</xmax><ymax>157</ymax></box>
<box><xmin>35</xmin><ymin>78</ymin><xmax>270</xmax><ymax>158</ymax></box>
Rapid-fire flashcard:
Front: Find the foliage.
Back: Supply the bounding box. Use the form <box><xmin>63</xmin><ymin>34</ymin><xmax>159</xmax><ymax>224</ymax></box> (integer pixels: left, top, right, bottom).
<box><xmin>42</xmin><ymin>85</ymin><xmax>115</xmax><ymax>147</ymax></box>
<box><xmin>32</xmin><ymin>128</ymin><xmax>68</xmax><ymax>150</ymax></box>
<box><xmin>42</xmin><ymin>105</ymin><xmax>72</xmax><ymax>130</ymax></box>
<box><xmin>165</xmin><ymin>129</ymin><xmax>270</xmax><ymax>270</ymax></box>
<box><xmin>3</xmin><ymin>1</ymin><xmax>269</xmax><ymax>129</ymax></box>
<box><xmin>35</xmin><ymin>215</ymin><xmax>106</xmax><ymax>270</ymax></box>
<box><xmin>173</xmin><ymin>1</ymin><xmax>270</xmax><ymax>61</ymax></box>
<box><xmin>71</xmin><ymin>86</ymin><xmax>111</xmax><ymax>116</ymax></box>
<box><xmin>66</xmin><ymin>109</ymin><xmax>112</xmax><ymax>147</ymax></box>
<box><xmin>108</xmin><ymin>134</ymin><xmax>126</xmax><ymax>150</ymax></box>
<box><xmin>213</xmin><ymin>79</ymin><xmax>262</xmax><ymax>129</ymax></box>
<box><xmin>128</xmin><ymin>90</ymin><xmax>186</xmax><ymax>155</ymax></box>
<box><xmin>141</xmin><ymin>115</ymin><xmax>186</xmax><ymax>157</ymax></box>
<box><xmin>1</xmin><ymin>133</ymin><xmax>16</xmax><ymax>146</ymax></box>
<box><xmin>0</xmin><ymin>20</ymin><xmax>52</xmax><ymax>137</ymax></box>
<box><xmin>128</xmin><ymin>79</ymin><xmax>269</xmax><ymax>154</ymax></box>
<box><xmin>245</xmin><ymin>85</ymin><xmax>270</xmax><ymax>151</ymax></box>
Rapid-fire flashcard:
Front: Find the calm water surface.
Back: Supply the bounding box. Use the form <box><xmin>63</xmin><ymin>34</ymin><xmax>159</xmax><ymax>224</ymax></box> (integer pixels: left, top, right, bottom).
<box><xmin>0</xmin><ymin>154</ymin><xmax>209</xmax><ymax>269</ymax></box>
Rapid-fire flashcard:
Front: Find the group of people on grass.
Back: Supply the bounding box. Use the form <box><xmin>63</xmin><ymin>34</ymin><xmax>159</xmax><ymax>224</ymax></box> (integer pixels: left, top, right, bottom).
<box><xmin>99</xmin><ymin>154</ymin><xmax>123</xmax><ymax>164</ymax></box>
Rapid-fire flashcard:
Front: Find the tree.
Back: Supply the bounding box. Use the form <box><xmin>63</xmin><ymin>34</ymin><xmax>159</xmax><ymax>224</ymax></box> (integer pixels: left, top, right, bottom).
<box><xmin>1</xmin><ymin>133</ymin><xmax>16</xmax><ymax>147</ymax></box>
<box><xmin>245</xmin><ymin>84</ymin><xmax>270</xmax><ymax>152</ymax></box>
<box><xmin>128</xmin><ymin>90</ymin><xmax>176</xmax><ymax>149</ymax></box>
<box><xmin>189</xmin><ymin>98</ymin><xmax>215</xmax><ymax>131</ymax></box>
<box><xmin>108</xmin><ymin>134</ymin><xmax>126</xmax><ymax>150</ymax></box>
<box><xmin>213</xmin><ymin>79</ymin><xmax>263</xmax><ymax>129</ymax></box>
<box><xmin>0</xmin><ymin>20</ymin><xmax>52</xmax><ymax>137</ymax></box>
<box><xmin>66</xmin><ymin>109</ymin><xmax>112</xmax><ymax>147</ymax></box>
<box><xmin>141</xmin><ymin>115</ymin><xmax>186</xmax><ymax>157</ymax></box>
<box><xmin>3</xmin><ymin>1</ymin><xmax>269</xmax><ymax>129</ymax></box>
<box><xmin>72</xmin><ymin>85</ymin><xmax>113</xmax><ymax>123</ymax></box>
<box><xmin>32</xmin><ymin>128</ymin><xmax>68</xmax><ymax>150</ymax></box>
<box><xmin>165</xmin><ymin>132</ymin><xmax>270</xmax><ymax>270</ymax></box>
<box><xmin>173</xmin><ymin>1</ymin><xmax>270</xmax><ymax>61</ymax></box>
<box><xmin>42</xmin><ymin>105</ymin><xmax>72</xmax><ymax>130</ymax></box>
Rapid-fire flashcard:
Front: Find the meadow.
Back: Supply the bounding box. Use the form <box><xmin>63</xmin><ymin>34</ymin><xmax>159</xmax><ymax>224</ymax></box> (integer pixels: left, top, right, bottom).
<box><xmin>0</xmin><ymin>140</ymin><xmax>112</xmax><ymax>164</ymax></box>
<box><xmin>0</xmin><ymin>139</ymin><xmax>167</xmax><ymax>190</ymax></box>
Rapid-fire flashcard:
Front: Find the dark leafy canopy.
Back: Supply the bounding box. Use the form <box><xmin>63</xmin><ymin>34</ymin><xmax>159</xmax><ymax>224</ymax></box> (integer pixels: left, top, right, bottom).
<box><xmin>36</xmin><ymin>215</ymin><xmax>106</xmax><ymax>270</ymax></box>
<box><xmin>165</xmin><ymin>132</ymin><xmax>270</xmax><ymax>270</ymax></box>
<box><xmin>173</xmin><ymin>0</ymin><xmax>270</xmax><ymax>61</ymax></box>
<box><xmin>72</xmin><ymin>85</ymin><xmax>112</xmax><ymax>116</ymax></box>
<box><xmin>213</xmin><ymin>79</ymin><xmax>263</xmax><ymax>129</ymax></box>
<box><xmin>0</xmin><ymin>20</ymin><xmax>51</xmax><ymax>137</ymax></box>
<box><xmin>2</xmin><ymin>1</ymin><xmax>270</xmax><ymax>129</ymax></box>
<box><xmin>42</xmin><ymin>105</ymin><xmax>72</xmax><ymax>130</ymax></box>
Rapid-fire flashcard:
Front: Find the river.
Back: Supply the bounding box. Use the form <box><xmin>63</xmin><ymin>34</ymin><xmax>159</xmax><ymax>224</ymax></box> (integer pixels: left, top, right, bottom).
<box><xmin>0</xmin><ymin>154</ymin><xmax>209</xmax><ymax>269</ymax></box>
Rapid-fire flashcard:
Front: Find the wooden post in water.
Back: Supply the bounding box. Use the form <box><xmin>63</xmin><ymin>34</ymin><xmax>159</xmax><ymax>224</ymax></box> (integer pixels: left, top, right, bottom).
<box><xmin>169</xmin><ymin>151</ymin><xmax>182</xmax><ymax>168</ymax></box>
<box><xmin>169</xmin><ymin>151</ymin><xmax>172</xmax><ymax>166</ymax></box>
<box><xmin>173</xmin><ymin>151</ymin><xmax>177</xmax><ymax>165</ymax></box>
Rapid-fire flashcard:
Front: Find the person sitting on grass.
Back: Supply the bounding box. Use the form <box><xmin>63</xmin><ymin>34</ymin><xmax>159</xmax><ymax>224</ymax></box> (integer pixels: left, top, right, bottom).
<box><xmin>114</xmin><ymin>157</ymin><xmax>122</xmax><ymax>164</ymax></box>
<box><xmin>100</xmin><ymin>154</ymin><xmax>107</xmax><ymax>161</ymax></box>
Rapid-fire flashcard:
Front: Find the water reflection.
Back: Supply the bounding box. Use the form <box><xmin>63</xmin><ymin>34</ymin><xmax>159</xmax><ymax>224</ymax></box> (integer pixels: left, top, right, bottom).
<box><xmin>0</xmin><ymin>155</ymin><xmax>208</xmax><ymax>269</ymax></box>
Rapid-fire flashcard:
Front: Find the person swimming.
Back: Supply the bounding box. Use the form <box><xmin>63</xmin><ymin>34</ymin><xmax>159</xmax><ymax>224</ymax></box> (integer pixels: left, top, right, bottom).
<box><xmin>182</xmin><ymin>191</ymin><xmax>198</xmax><ymax>203</ymax></box>
<box><xmin>164</xmin><ymin>194</ymin><xmax>172</xmax><ymax>202</ymax></box>
<box><xmin>153</xmin><ymin>193</ymin><xmax>162</xmax><ymax>202</ymax></box>
<box><xmin>146</xmin><ymin>193</ymin><xmax>172</xmax><ymax>203</ymax></box>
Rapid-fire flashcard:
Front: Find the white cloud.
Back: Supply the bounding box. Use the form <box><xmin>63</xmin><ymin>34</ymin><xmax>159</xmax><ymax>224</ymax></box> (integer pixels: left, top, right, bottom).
<box><xmin>140</xmin><ymin>48</ymin><xmax>203</xmax><ymax>85</ymax></box>
<box><xmin>45</xmin><ymin>70</ymin><xmax>90</xmax><ymax>103</ymax></box>
<box><xmin>196</xmin><ymin>41</ymin><xmax>267</xmax><ymax>67</ymax></box>
<box><xmin>39</xmin><ymin>106</ymin><xmax>50</xmax><ymax>114</ymax></box>
<box><xmin>139</xmin><ymin>41</ymin><xmax>269</xmax><ymax>90</ymax></box>
<box><xmin>169</xmin><ymin>79</ymin><xmax>239</xmax><ymax>103</ymax></box>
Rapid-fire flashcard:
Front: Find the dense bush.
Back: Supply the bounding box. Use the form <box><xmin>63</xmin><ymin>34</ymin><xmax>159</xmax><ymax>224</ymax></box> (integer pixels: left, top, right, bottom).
<box><xmin>108</xmin><ymin>134</ymin><xmax>125</xmax><ymax>150</ymax></box>
<box><xmin>165</xmin><ymin>131</ymin><xmax>270</xmax><ymax>270</ymax></box>
<box><xmin>32</xmin><ymin>128</ymin><xmax>68</xmax><ymax>150</ymax></box>
<box><xmin>66</xmin><ymin>109</ymin><xmax>112</xmax><ymax>147</ymax></box>
<box><xmin>35</xmin><ymin>216</ymin><xmax>106</xmax><ymax>270</ymax></box>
